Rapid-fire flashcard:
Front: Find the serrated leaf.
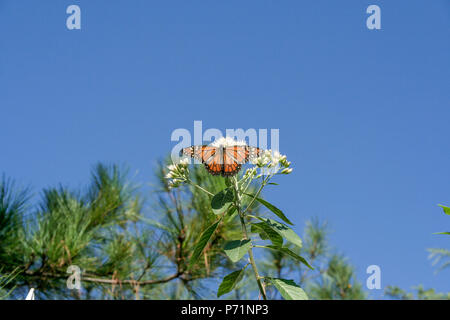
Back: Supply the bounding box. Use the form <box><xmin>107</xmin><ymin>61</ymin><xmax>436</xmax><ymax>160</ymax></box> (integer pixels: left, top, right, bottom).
<box><xmin>438</xmin><ymin>204</ymin><xmax>450</xmax><ymax>215</ymax></box>
<box><xmin>188</xmin><ymin>218</ymin><xmax>222</xmax><ymax>269</ymax></box>
<box><xmin>262</xmin><ymin>245</ymin><xmax>313</xmax><ymax>269</ymax></box>
<box><xmin>244</xmin><ymin>193</ymin><xmax>293</xmax><ymax>225</ymax></box>
<box><xmin>217</xmin><ymin>268</ymin><xmax>246</xmax><ymax>297</ymax></box>
<box><xmin>212</xmin><ymin>188</ymin><xmax>234</xmax><ymax>215</ymax></box>
<box><xmin>255</xmin><ymin>217</ymin><xmax>302</xmax><ymax>248</ymax></box>
<box><xmin>265</xmin><ymin>278</ymin><xmax>308</xmax><ymax>300</ymax></box>
<box><xmin>251</xmin><ymin>223</ymin><xmax>283</xmax><ymax>247</ymax></box>
<box><xmin>224</xmin><ymin>239</ymin><xmax>252</xmax><ymax>263</ymax></box>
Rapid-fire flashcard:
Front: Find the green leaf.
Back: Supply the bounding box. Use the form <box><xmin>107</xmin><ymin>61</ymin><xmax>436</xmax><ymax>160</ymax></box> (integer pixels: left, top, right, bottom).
<box><xmin>251</xmin><ymin>223</ymin><xmax>283</xmax><ymax>247</ymax></box>
<box><xmin>265</xmin><ymin>278</ymin><xmax>308</xmax><ymax>300</ymax></box>
<box><xmin>244</xmin><ymin>193</ymin><xmax>293</xmax><ymax>225</ymax></box>
<box><xmin>262</xmin><ymin>245</ymin><xmax>313</xmax><ymax>269</ymax></box>
<box><xmin>188</xmin><ymin>219</ymin><xmax>222</xmax><ymax>269</ymax></box>
<box><xmin>225</xmin><ymin>177</ymin><xmax>232</xmax><ymax>187</ymax></box>
<box><xmin>438</xmin><ymin>204</ymin><xmax>450</xmax><ymax>216</ymax></box>
<box><xmin>211</xmin><ymin>188</ymin><xmax>234</xmax><ymax>215</ymax></box>
<box><xmin>268</xmin><ymin>182</ymin><xmax>279</xmax><ymax>186</ymax></box>
<box><xmin>434</xmin><ymin>232</ymin><xmax>450</xmax><ymax>235</ymax></box>
<box><xmin>226</xmin><ymin>205</ymin><xmax>237</xmax><ymax>218</ymax></box>
<box><xmin>255</xmin><ymin>217</ymin><xmax>302</xmax><ymax>248</ymax></box>
<box><xmin>224</xmin><ymin>239</ymin><xmax>252</xmax><ymax>263</ymax></box>
<box><xmin>217</xmin><ymin>268</ymin><xmax>246</xmax><ymax>297</ymax></box>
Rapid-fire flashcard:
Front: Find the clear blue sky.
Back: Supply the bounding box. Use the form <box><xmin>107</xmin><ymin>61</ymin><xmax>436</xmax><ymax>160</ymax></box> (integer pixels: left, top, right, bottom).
<box><xmin>1</xmin><ymin>0</ymin><xmax>449</xmax><ymax>298</ymax></box>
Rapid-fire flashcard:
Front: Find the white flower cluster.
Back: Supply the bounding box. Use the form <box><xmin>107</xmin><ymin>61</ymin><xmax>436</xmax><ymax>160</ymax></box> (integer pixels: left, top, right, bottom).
<box><xmin>165</xmin><ymin>158</ymin><xmax>190</xmax><ymax>189</ymax></box>
<box><xmin>211</xmin><ymin>136</ymin><xmax>247</xmax><ymax>148</ymax></box>
<box><xmin>243</xmin><ymin>167</ymin><xmax>258</xmax><ymax>180</ymax></box>
<box><xmin>252</xmin><ymin>150</ymin><xmax>293</xmax><ymax>174</ymax></box>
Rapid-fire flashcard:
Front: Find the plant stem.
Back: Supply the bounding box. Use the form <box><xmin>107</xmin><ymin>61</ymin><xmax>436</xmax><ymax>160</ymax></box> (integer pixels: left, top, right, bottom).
<box><xmin>188</xmin><ymin>181</ymin><xmax>214</xmax><ymax>196</ymax></box>
<box><xmin>231</xmin><ymin>176</ymin><xmax>267</xmax><ymax>300</ymax></box>
<box><xmin>241</xmin><ymin>174</ymin><xmax>271</xmax><ymax>216</ymax></box>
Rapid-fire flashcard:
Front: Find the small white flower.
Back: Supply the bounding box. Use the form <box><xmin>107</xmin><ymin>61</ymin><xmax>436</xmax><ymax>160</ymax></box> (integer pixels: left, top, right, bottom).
<box><xmin>211</xmin><ymin>136</ymin><xmax>247</xmax><ymax>148</ymax></box>
<box><xmin>179</xmin><ymin>157</ymin><xmax>190</xmax><ymax>166</ymax></box>
<box><xmin>165</xmin><ymin>160</ymin><xmax>190</xmax><ymax>189</ymax></box>
<box><xmin>251</xmin><ymin>149</ymin><xmax>292</xmax><ymax>175</ymax></box>
<box><xmin>280</xmin><ymin>168</ymin><xmax>293</xmax><ymax>174</ymax></box>
<box><xmin>243</xmin><ymin>167</ymin><xmax>257</xmax><ymax>179</ymax></box>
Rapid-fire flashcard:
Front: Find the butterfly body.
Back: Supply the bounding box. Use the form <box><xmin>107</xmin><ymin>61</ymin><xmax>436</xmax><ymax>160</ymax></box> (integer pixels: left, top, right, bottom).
<box><xmin>180</xmin><ymin>145</ymin><xmax>262</xmax><ymax>177</ymax></box>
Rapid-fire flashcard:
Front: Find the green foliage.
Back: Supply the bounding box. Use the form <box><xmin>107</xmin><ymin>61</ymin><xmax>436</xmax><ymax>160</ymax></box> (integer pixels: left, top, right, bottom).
<box><xmin>385</xmin><ymin>285</ymin><xmax>450</xmax><ymax>300</ymax></box>
<box><xmin>0</xmin><ymin>269</ymin><xmax>19</xmax><ymax>300</ymax></box>
<box><xmin>254</xmin><ymin>217</ymin><xmax>303</xmax><ymax>248</ymax></box>
<box><xmin>217</xmin><ymin>267</ymin><xmax>246</xmax><ymax>298</ymax></box>
<box><xmin>211</xmin><ymin>189</ymin><xmax>234</xmax><ymax>215</ymax></box>
<box><xmin>244</xmin><ymin>193</ymin><xmax>293</xmax><ymax>225</ymax></box>
<box><xmin>434</xmin><ymin>204</ymin><xmax>450</xmax><ymax>236</ymax></box>
<box><xmin>162</xmin><ymin>151</ymin><xmax>309</xmax><ymax>300</ymax></box>
<box><xmin>427</xmin><ymin>203</ymin><xmax>450</xmax><ymax>272</ymax></box>
<box><xmin>308</xmin><ymin>255</ymin><xmax>366</xmax><ymax>300</ymax></box>
<box><xmin>0</xmin><ymin>175</ymin><xmax>29</xmax><ymax>266</ymax></box>
<box><xmin>176</xmin><ymin>154</ymin><xmax>361</xmax><ymax>300</ymax></box>
<box><xmin>0</xmin><ymin>164</ymin><xmax>157</xmax><ymax>298</ymax></box>
<box><xmin>259</xmin><ymin>218</ymin><xmax>366</xmax><ymax>300</ymax></box>
<box><xmin>223</xmin><ymin>240</ymin><xmax>252</xmax><ymax>263</ymax></box>
<box><xmin>438</xmin><ymin>204</ymin><xmax>450</xmax><ymax>216</ymax></box>
<box><xmin>385</xmin><ymin>203</ymin><xmax>450</xmax><ymax>300</ymax></box>
<box><xmin>0</xmin><ymin>158</ymin><xmax>365</xmax><ymax>300</ymax></box>
<box><xmin>261</xmin><ymin>246</ymin><xmax>313</xmax><ymax>270</ymax></box>
<box><xmin>188</xmin><ymin>218</ymin><xmax>222</xmax><ymax>269</ymax></box>
<box><xmin>265</xmin><ymin>278</ymin><xmax>308</xmax><ymax>300</ymax></box>
<box><xmin>251</xmin><ymin>222</ymin><xmax>283</xmax><ymax>247</ymax></box>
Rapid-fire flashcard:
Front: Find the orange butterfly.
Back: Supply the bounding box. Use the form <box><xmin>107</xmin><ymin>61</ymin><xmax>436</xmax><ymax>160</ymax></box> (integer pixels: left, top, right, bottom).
<box><xmin>180</xmin><ymin>145</ymin><xmax>262</xmax><ymax>176</ymax></box>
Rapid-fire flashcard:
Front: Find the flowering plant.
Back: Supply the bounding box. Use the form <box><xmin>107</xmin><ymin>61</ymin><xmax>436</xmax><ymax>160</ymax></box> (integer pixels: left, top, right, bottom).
<box><xmin>165</xmin><ymin>138</ymin><xmax>311</xmax><ymax>300</ymax></box>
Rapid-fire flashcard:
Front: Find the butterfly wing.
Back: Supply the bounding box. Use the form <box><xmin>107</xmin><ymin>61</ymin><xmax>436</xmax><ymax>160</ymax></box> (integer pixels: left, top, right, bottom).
<box><xmin>181</xmin><ymin>145</ymin><xmax>215</xmax><ymax>162</ymax></box>
<box><xmin>181</xmin><ymin>145</ymin><xmax>223</xmax><ymax>175</ymax></box>
<box><xmin>181</xmin><ymin>145</ymin><xmax>263</xmax><ymax>177</ymax></box>
<box><xmin>222</xmin><ymin>146</ymin><xmax>247</xmax><ymax>176</ymax></box>
<box><xmin>203</xmin><ymin>147</ymin><xmax>223</xmax><ymax>176</ymax></box>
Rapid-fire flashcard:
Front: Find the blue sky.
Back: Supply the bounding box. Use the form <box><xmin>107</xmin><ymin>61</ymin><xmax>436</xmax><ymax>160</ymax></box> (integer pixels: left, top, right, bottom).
<box><xmin>1</xmin><ymin>0</ymin><xmax>449</xmax><ymax>298</ymax></box>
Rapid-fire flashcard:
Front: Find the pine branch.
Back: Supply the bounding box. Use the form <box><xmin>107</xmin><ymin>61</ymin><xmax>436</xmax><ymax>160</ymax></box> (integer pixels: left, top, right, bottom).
<box><xmin>23</xmin><ymin>270</ymin><xmax>197</xmax><ymax>286</ymax></box>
